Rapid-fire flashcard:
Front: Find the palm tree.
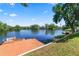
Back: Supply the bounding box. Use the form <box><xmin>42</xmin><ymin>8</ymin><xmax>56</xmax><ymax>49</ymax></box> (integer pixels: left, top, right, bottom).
<box><xmin>53</xmin><ymin>3</ymin><xmax>79</xmax><ymax>33</ymax></box>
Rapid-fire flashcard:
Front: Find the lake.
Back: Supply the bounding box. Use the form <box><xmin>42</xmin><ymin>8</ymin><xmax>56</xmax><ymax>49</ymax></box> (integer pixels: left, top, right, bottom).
<box><xmin>0</xmin><ymin>29</ymin><xmax>63</xmax><ymax>44</ymax></box>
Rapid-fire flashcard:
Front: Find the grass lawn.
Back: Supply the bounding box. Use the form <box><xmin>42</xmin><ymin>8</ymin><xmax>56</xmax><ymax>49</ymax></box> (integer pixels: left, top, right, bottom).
<box><xmin>24</xmin><ymin>32</ymin><xmax>79</xmax><ymax>56</ymax></box>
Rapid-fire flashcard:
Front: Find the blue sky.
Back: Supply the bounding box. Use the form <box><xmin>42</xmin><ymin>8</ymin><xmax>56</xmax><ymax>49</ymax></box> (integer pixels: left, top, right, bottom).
<box><xmin>0</xmin><ymin>3</ymin><xmax>65</xmax><ymax>26</ymax></box>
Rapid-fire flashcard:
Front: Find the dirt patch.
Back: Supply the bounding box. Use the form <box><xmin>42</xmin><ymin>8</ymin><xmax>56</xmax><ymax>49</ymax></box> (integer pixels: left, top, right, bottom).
<box><xmin>0</xmin><ymin>39</ymin><xmax>44</xmax><ymax>56</ymax></box>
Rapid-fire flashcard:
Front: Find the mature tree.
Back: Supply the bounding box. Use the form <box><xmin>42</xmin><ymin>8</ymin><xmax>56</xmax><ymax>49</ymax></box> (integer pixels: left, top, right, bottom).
<box><xmin>0</xmin><ymin>21</ymin><xmax>9</xmax><ymax>32</ymax></box>
<box><xmin>30</xmin><ymin>24</ymin><xmax>39</xmax><ymax>31</ymax></box>
<box><xmin>21</xmin><ymin>3</ymin><xmax>28</xmax><ymax>7</ymax></box>
<box><xmin>0</xmin><ymin>21</ymin><xmax>4</xmax><ymax>32</ymax></box>
<box><xmin>14</xmin><ymin>25</ymin><xmax>21</xmax><ymax>31</ymax></box>
<box><xmin>53</xmin><ymin>3</ymin><xmax>79</xmax><ymax>33</ymax></box>
<box><xmin>45</xmin><ymin>24</ymin><xmax>57</xmax><ymax>30</ymax></box>
<box><xmin>48</xmin><ymin>24</ymin><xmax>57</xmax><ymax>30</ymax></box>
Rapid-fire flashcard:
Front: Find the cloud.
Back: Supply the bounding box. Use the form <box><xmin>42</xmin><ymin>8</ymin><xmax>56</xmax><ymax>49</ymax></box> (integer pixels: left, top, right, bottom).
<box><xmin>32</xmin><ymin>18</ymin><xmax>36</xmax><ymax>21</ymax></box>
<box><xmin>0</xmin><ymin>9</ymin><xmax>3</xmax><ymax>12</ymax></box>
<box><xmin>9</xmin><ymin>13</ymin><xmax>18</xmax><ymax>17</ymax></box>
<box><xmin>9</xmin><ymin>3</ymin><xmax>15</xmax><ymax>6</ymax></box>
<box><xmin>9</xmin><ymin>19</ymin><xmax>14</xmax><ymax>22</ymax></box>
<box><xmin>4</xmin><ymin>13</ymin><xmax>8</xmax><ymax>15</ymax></box>
<box><xmin>43</xmin><ymin>10</ymin><xmax>48</xmax><ymax>14</ymax></box>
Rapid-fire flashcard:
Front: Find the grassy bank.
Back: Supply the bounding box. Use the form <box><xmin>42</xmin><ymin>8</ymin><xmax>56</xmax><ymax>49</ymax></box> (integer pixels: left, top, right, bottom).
<box><xmin>24</xmin><ymin>32</ymin><xmax>79</xmax><ymax>56</ymax></box>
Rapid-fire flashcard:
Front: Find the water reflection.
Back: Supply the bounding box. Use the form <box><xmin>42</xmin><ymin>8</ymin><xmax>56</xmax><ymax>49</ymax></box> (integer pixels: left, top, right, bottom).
<box><xmin>0</xmin><ymin>31</ymin><xmax>7</xmax><ymax>42</ymax></box>
<box><xmin>31</xmin><ymin>29</ymin><xmax>39</xmax><ymax>34</ymax></box>
<box><xmin>45</xmin><ymin>30</ymin><xmax>55</xmax><ymax>35</ymax></box>
<box><xmin>0</xmin><ymin>29</ymin><xmax>63</xmax><ymax>44</ymax></box>
<box><xmin>0</xmin><ymin>31</ymin><xmax>7</xmax><ymax>36</ymax></box>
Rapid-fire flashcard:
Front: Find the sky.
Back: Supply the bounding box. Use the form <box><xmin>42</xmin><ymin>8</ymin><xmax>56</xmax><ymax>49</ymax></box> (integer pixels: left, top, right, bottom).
<box><xmin>0</xmin><ymin>3</ymin><xmax>65</xmax><ymax>26</ymax></box>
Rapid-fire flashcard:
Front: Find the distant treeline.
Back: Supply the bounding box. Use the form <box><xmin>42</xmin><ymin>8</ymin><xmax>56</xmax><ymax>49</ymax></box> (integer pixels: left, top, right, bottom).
<box><xmin>0</xmin><ymin>21</ymin><xmax>60</xmax><ymax>32</ymax></box>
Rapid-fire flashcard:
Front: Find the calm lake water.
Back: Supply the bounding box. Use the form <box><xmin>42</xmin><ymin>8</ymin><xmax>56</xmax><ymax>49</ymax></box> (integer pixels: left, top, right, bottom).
<box><xmin>0</xmin><ymin>29</ymin><xmax>63</xmax><ymax>44</ymax></box>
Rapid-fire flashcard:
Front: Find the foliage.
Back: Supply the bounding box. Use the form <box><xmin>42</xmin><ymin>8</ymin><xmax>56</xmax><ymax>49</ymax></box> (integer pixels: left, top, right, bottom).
<box><xmin>30</xmin><ymin>24</ymin><xmax>40</xmax><ymax>32</ymax></box>
<box><xmin>45</xmin><ymin>24</ymin><xmax>57</xmax><ymax>30</ymax></box>
<box><xmin>0</xmin><ymin>21</ymin><xmax>9</xmax><ymax>32</ymax></box>
<box><xmin>62</xmin><ymin>25</ymin><xmax>69</xmax><ymax>30</ymax></box>
<box><xmin>20</xmin><ymin>3</ymin><xmax>28</xmax><ymax>7</ymax></box>
<box><xmin>14</xmin><ymin>25</ymin><xmax>21</xmax><ymax>31</ymax></box>
<box><xmin>53</xmin><ymin>3</ymin><xmax>79</xmax><ymax>33</ymax></box>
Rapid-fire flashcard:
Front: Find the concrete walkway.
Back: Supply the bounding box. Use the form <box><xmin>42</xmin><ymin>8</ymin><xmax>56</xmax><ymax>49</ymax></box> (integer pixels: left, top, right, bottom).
<box><xmin>0</xmin><ymin>39</ymin><xmax>44</xmax><ymax>56</ymax></box>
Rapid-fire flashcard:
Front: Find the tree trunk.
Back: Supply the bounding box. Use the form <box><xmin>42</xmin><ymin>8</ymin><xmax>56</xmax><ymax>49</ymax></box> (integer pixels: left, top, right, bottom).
<box><xmin>70</xmin><ymin>24</ymin><xmax>76</xmax><ymax>33</ymax></box>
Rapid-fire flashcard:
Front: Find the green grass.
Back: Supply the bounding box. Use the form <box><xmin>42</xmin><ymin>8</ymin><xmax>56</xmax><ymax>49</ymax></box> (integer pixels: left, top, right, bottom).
<box><xmin>24</xmin><ymin>32</ymin><xmax>79</xmax><ymax>56</ymax></box>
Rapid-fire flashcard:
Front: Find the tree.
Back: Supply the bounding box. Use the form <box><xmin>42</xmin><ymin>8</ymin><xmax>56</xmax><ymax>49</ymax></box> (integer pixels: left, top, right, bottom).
<box><xmin>21</xmin><ymin>3</ymin><xmax>28</xmax><ymax>7</ymax></box>
<box><xmin>30</xmin><ymin>24</ymin><xmax>39</xmax><ymax>32</ymax></box>
<box><xmin>14</xmin><ymin>25</ymin><xmax>21</xmax><ymax>31</ymax></box>
<box><xmin>0</xmin><ymin>21</ymin><xmax>9</xmax><ymax>32</ymax></box>
<box><xmin>45</xmin><ymin>24</ymin><xmax>57</xmax><ymax>30</ymax></box>
<box><xmin>8</xmin><ymin>26</ymin><xmax>14</xmax><ymax>31</ymax></box>
<box><xmin>0</xmin><ymin>21</ymin><xmax>4</xmax><ymax>32</ymax></box>
<box><xmin>48</xmin><ymin>24</ymin><xmax>57</xmax><ymax>30</ymax></box>
<box><xmin>53</xmin><ymin>3</ymin><xmax>79</xmax><ymax>33</ymax></box>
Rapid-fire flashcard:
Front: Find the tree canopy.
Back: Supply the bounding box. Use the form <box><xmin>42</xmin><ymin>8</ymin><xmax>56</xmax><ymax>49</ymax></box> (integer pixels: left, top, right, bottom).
<box><xmin>53</xmin><ymin>3</ymin><xmax>79</xmax><ymax>33</ymax></box>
